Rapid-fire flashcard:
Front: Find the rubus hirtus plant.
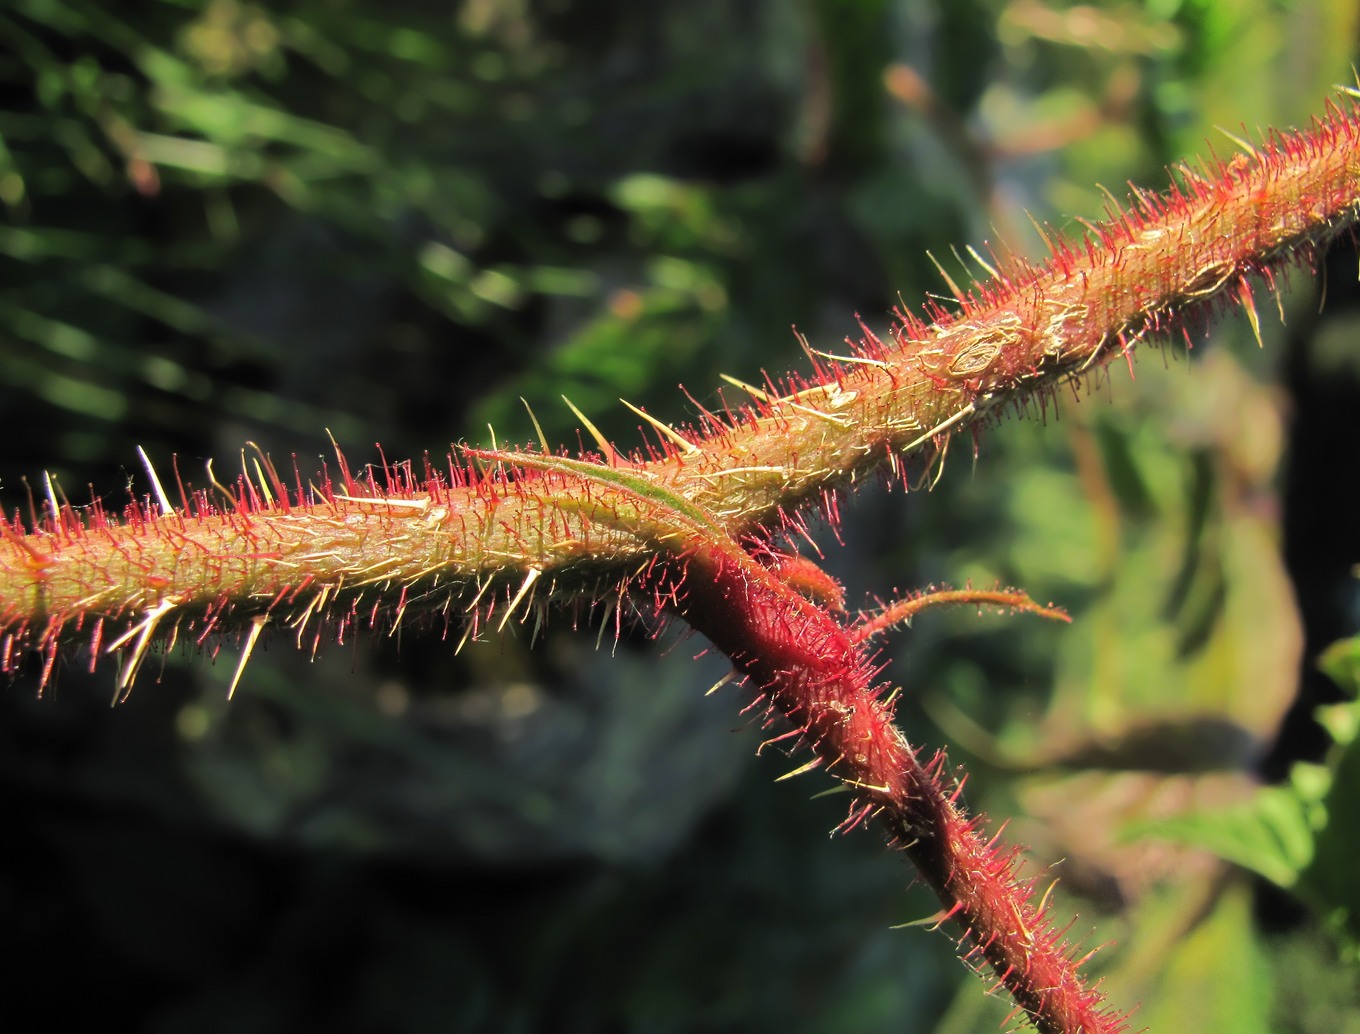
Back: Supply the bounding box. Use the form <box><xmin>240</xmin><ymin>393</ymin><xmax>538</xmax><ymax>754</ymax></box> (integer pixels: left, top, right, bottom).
<box><xmin>7</xmin><ymin>87</ymin><xmax>1360</xmax><ymax>1032</ymax></box>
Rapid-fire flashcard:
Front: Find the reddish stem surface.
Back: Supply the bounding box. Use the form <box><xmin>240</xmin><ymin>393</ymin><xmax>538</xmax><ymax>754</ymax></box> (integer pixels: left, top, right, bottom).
<box><xmin>673</xmin><ymin>540</ymin><xmax>1123</xmax><ymax>1034</ymax></box>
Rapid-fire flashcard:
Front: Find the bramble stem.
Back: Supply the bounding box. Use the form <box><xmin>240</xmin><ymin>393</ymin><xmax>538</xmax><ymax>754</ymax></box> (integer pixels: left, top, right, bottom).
<box><xmin>4</xmin><ymin>98</ymin><xmax>1360</xmax><ymax>670</ymax></box>
<box><xmin>673</xmin><ymin>541</ymin><xmax>1121</xmax><ymax>1034</ymax></box>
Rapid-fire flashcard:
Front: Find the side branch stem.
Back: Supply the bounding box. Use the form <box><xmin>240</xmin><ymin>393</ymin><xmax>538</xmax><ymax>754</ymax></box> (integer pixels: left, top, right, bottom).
<box><xmin>671</xmin><ymin>541</ymin><xmax>1122</xmax><ymax>1034</ymax></box>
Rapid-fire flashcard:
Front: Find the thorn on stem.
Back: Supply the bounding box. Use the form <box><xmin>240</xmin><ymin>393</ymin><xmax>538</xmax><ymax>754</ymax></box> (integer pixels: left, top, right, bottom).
<box><xmin>228</xmin><ymin>616</ymin><xmax>268</xmax><ymax>700</ymax></box>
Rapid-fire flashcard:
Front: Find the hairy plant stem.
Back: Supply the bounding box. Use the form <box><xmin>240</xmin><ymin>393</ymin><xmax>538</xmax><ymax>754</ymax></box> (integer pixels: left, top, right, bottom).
<box><xmin>5</xmin><ymin>100</ymin><xmax>1360</xmax><ymax>665</ymax></box>
<box><xmin>673</xmin><ymin>540</ymin><xmax>1118</xmax><ymax>1034</ymax></box>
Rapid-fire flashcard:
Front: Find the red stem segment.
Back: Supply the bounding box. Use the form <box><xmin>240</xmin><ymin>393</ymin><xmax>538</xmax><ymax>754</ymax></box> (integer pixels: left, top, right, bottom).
<box><xmin>672</xmin><ymin>540</ymin><xmax>1123</xmax><ymax>1034</ymax></box>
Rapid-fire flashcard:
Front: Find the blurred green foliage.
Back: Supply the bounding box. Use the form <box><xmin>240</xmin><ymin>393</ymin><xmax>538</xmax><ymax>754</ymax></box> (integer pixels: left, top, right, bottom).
<box><xmin>3</xmin><ymin>1</ymin><xmax>1360</xmax><ymax>1031</ymax></box>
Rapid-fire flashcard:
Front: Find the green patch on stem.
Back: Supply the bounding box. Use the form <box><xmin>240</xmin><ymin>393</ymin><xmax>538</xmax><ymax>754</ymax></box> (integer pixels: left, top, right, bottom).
<box><xmin>470</xmin><ymin>447</ymin><xmax>726</xmax><ymax>545</ymax></box>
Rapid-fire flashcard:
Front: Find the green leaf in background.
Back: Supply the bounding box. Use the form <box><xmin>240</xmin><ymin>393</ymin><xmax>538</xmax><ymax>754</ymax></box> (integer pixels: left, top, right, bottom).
<box><xmin>1298</xmin><ymin>637</ymin><xmax>1360</xmax><ymax>949</ymax></box>
<box><xmin>1135</xmin><ymin>880</ymin><xmax>1273</xmax><ymax>1032</ymax></box>
<box><xmin>1118</xmin><ymin>775</ymin><xmax>1323</xmax><ymax>890</ymax></box>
